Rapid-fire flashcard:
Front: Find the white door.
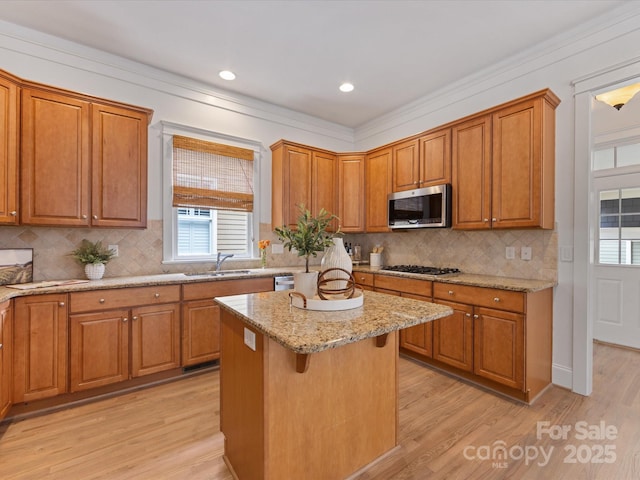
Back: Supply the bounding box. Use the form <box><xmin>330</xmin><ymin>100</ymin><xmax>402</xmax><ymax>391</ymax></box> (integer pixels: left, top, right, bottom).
<box><xmin>591</xmin><ymin>166</ymin><xmax>640</xmax><ymax>349</ymax></box>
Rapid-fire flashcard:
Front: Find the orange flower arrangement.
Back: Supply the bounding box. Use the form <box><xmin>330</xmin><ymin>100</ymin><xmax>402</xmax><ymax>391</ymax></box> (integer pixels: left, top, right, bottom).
<box><xmin>258</xmin><ymin>239</ymin><xmax>270</xmax><ymax>268</ymax></box>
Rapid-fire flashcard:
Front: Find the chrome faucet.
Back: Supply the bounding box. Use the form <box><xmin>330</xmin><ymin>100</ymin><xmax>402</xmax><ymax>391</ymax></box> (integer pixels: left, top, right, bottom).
<box><xmin>215</xmin><ymin>252</ymin><xmax>234</xmax><ymax>272</ymax></box>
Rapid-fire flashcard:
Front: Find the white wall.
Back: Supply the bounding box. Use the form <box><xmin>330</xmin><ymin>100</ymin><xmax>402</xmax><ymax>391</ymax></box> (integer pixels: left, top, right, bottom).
<box><xmin>2</xmin><ymin>3</ymin><xmax>640</xmax><ymax>392</ymax></box>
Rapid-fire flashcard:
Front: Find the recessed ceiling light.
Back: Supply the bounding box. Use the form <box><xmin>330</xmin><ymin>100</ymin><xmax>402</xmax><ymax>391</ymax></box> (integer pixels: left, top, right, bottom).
<box><xmin>339</xmin><ymin>82</ymin><xmax>354</xmax><ymax>93</ymax></box>
<box><xmin>219</xmin><ymin>70</ymin><xmax>236</xmax><ymax>81</ymax></box>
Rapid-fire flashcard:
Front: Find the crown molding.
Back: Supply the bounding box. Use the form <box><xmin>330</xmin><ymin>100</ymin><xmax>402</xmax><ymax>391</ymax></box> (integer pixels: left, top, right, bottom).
<box><xmin>0</xmin><ymin>19</ymin><xmax>355</xmax><ymax>145</ymax></box>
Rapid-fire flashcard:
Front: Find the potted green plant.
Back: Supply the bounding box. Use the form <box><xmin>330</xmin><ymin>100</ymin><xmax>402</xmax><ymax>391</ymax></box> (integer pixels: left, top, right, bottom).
<box><xmin>274</xmin><ymin>205</ymin><xmax>339</xmax><ymax>298</ymax></box>
<box><xmin>70</xmin><ymin>239</ymin><xmax>116</xmax><ymax>280</ymax></box>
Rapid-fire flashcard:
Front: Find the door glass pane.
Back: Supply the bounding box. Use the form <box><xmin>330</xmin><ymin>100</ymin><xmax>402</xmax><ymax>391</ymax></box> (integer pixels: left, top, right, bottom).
<box><xmin>594</xmin><ymin>148</ymin><xmax>614</xmax><ymax>170</ymax></box>
<box><xmin>617</xmin><ymin>143</ymin><xmax>640</xmax><ymax>168</ymax></box>
<box><xmin>600</xmin><ymin>188</ymin><xmax>640</xmax><ymax>265</ymax></box>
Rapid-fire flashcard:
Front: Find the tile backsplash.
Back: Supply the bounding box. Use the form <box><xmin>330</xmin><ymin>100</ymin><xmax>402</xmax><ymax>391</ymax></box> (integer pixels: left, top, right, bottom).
<box><xmin>0</xmin><ymin>222</ymin><xmax>556</xmax><ymax>282</ymax></box>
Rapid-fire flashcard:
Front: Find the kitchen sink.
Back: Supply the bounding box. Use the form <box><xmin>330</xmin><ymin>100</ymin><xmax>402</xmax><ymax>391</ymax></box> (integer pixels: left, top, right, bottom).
<box><xmin>183</xmin><ymin>270</ymin><xmax>251</xmax><ymax>277</ymax></box>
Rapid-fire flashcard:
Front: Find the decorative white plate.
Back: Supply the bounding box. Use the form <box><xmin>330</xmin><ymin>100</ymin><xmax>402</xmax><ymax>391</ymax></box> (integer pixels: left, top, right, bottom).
<box><xmin>289</xmin><ymin>288</ymin><xmax>364</xmax><ymax>311</ymax></box>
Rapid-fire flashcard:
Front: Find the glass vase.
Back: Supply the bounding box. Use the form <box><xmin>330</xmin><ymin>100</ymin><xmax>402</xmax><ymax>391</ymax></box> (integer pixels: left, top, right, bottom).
<box><xmin>260</xmin><ymin>249</ymin><xmax>267</xmax><ymax>268</ymax></box>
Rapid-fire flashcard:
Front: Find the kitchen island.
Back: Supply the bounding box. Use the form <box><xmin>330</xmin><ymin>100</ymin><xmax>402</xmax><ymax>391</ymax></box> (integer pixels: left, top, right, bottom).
<box><xmin>215</xmin><ymin>290</ymin><xmax>452</xmax><ymax>480</ymax></box>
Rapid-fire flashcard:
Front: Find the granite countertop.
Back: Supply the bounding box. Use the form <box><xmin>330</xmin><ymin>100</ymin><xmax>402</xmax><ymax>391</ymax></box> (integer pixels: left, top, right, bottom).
<box><xmin>353</xmin><ymin>266</ymin><xmax>556</xmax><ymax>292</ymax></box>
<box><xmin>215</xmin><ymin>290</ymin><xmax>453</xmax><ymax>354</ymax></box>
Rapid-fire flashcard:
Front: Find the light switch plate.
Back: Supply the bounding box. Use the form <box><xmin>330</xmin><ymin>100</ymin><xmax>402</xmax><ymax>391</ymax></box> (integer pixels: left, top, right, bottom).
<box><xmin>244</xmin><ymin>327</ymin><xmax>256</xmax><ymax>351</ymax></box>
<box><xmin>521</xmin><ymin>246</ymin><xmax>532</xmax><ymax>261</ymax></box>
<box><xmin>505</xmin><ymin>246</ymin><xmax>516</xmax><ymax>260</ymax></box>
<box><xmin>560</xmin><ymin>246</ymin><xmax>574</xmax><ymax>262</ymax></box>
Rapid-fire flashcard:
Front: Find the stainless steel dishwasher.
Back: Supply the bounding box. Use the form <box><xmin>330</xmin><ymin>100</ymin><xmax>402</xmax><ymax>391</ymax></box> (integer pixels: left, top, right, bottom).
<box><xmin>274</xmin><ymin>275</ymin><xmax>294</xmax><ymax>291</ymax></box>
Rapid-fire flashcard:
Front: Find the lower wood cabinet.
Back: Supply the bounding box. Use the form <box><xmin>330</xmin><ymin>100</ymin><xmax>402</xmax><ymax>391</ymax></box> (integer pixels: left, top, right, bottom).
<box><xmin>69</xmin><ymin>286</ymin><xmax>181</xmax><ymax>392</ymax></box>
<box><xmin>0</xmin><ymin>300</ymin><xmax>13</xmax><ymax>420</ymax></box>
<box><xmin>432</xmin><ymin>300</ymin><xmax>473</xmax><ymax>372</ymax></box>
<box><xmin>182</xmin><ymin>277</ymin><xmax>274</xmax><ymax>367</ymax></box>
<box><xmin>13</xmin><ymin>294</ymin><xmax>68</xmax><ymax>403</ymax></box>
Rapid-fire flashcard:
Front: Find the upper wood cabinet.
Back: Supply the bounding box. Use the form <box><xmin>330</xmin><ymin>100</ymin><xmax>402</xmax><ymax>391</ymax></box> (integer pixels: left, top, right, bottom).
<box><xmin>20</xmin><ymin>87</ymin><xmax>150</xmax><ymax>228</ymax></box>
<box><xmin>0</xmin><ymin>73</ymin><xmax>19</xmax><ymax>225</ymax></box>
<box><xmin>392</xmin><ymin>138</ymin><xmax>420</xmax><ymax>192</ymax></box>
<box><xmin>365</xmin><ymin>147</ymin><xmax>392</xmax><ymax>232</ymax></box>
<box><xmin>338</xmin><ymin>154</ymin><xmax>365</xmax><ymax>232</ymax></box>
<box><xmin>452</xmin><ymin>90</ymin><xmax>559</xmax><ymax>230</ymax></box>
<box><xmin>271</xmin><ymin>141</ymin><xmax>337</xmax><ymax>230</ymax></box>
<box><xmin>419</xmin><ymin>128</ymin><xmax>451</xmax><ymax>187</ymax></box>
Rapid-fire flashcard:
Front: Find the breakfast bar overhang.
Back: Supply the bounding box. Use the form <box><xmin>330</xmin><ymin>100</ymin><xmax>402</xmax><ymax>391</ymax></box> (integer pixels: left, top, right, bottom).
<box><xmin>215</xmin><ymin>290</ymin><xmax>452</xmax><ymax>480</ymax></box>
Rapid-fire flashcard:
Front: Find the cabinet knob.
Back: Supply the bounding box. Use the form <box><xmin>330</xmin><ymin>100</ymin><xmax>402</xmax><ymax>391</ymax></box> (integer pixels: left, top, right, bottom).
<box><xmin>492</xmin><ymin>218</ymin><xmax>497</xmax><ymax>222</ymax></box>
<box><xmin>82</xmin><ymin>214</ymin><xmax>87</xmax><ymax>219</ymax></box>
<box><xmin>59</xmin><ymin>302</ymin><xmax>65</xmax><ymax>307</ymax></box>
<box><xmin>493</xmin><ymin>297</ymin><xmax>500</xmax><ymax>303</ymax></box>
<box><xmin>99</xmin><ymin>298</ymin><xmax>105</xmax><ymax>304</ymax></box>
<box><xmin>465</xmin><ymin>313</ymin><xmax>471</xmax><ymax>317</ymax></box>
<box><xmin>10</xmin><ymin>211</ymin><xmax>16</xmax><ymax>216</ymax></box>
<box><xmin>473</xmin><ymin>314</ymin><xmax>479</xmax><ymax>319</ymax></box>
<box><xmin>483</xmin><ymin>218</ymin><xmax>489</xmax><ymax>222</ymax></box>
<box><xmin>123</xmin><ymin>317</ymin><xmax>128</xmax><ymax>322</ymax></box>
<box><xmin>0</xmin><ymin>343</ymin><xmax>3</xmax><ymax>349</ymax></box>
<box><xmin>448</xmin><ymin>290</ymin><xmax>454</xmax><ymax>295</ymax></box>
<box><xmin>132</xmin><ymin>316</ymin><xmax>138</xmax><ymax>321</ymax></box>
<box><xmin>93</xmin><ymin>215</ymin><xmax>98</xmax><ymax>220</ymax></box>
<box><xmin>154</xmin><ymin>293</ymin><xmax>160</xmax><ymax>298</ymax></box>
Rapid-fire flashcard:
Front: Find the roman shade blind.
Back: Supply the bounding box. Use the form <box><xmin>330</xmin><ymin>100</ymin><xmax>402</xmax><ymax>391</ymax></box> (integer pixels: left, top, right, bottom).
<box><xmin>172</xmin><ymin>135</ymin><xmax>254</xmax><ymax>212</ymax></box>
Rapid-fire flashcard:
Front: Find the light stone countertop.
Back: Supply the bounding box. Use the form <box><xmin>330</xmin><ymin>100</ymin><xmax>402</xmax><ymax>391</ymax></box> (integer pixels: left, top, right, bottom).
<box><xmin>215</xmin><ymin>290</ymin><xmax>453</xmax><ymax>354</ymax></box>
<box><xmin>354</xmin><ymin>266</ymin><xmax>556</xmax><ymax>292</ymax></box>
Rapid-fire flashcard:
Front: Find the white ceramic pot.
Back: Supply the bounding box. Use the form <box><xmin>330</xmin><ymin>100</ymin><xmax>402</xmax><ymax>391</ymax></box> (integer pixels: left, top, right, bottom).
<box><xmin>85</xmin><ymin>263</ymin><xmax>105</xmax><ymax>280</ymax></box>
<box><xmin>294</xmin><ymin>271</ymin><xmax>319</xmax><ymax>299</ymax></box>
<box><xmin>320</xmin><ymin>237</ymin><xmax>352</xmax><ymax>290</ymax></box>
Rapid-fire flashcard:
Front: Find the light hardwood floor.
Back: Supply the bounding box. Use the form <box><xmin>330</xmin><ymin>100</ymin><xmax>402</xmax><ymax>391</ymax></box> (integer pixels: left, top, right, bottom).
<box><xmin>1</xmin><ymin>342</ymin><xmax>639</xmax><ymax>479</ymax></box>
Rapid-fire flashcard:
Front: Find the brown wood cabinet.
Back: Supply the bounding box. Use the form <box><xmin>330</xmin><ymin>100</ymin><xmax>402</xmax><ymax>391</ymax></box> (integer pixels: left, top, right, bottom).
<box><xmin>432</xmin><ymin>299</ymin><xmax>473</xmax><ymax>372</ymax></box>
<box><xmin>0</xmin><ymin>72</ymin><xmax>19</xmax><ymax>225</ymax></box>
<box><xmin>19</xmin><ymin>84</ymin><xmax>151</xmax><ymax>228</ymax></box>
<box><xmin>0</xmin><ymin>300</ymin><xmax>13</xmax><ymax>419</ymax></box>
<box><xmin>13</xmin><ymin>294</ymin><xmax>68</xmax><ymax>403</ymax></box>
<box><xmin>432</xmin><ymin>282</ymin><xmax>552</xmax><ymax>402</ymax></box>
<box><xmin>419</xmin><ymin>128</ymin><xmax>451</xmax><ymax>187</ymax></box>
<box><xmin>392</xmin><ymin>138</ymin><xmax>420</xmax><ymax>192</ymax></box>
<box><xmin>69</xmin><ymin>286</ymin><xmax>181</xmax><ymax>392</ymax></box>
<box><xmin>181</xmin><ymin>277</ymin><xmax>274</xmax><ymax>367</ymax></box>
<box><xmin>452</xmin><ymin>90</ymin><xmax>559</xmax><ymax>230</ymax></box>
<box><xmin>338</xmin><ymin>154</ymin><xmax>365</xmax><ymax>232</ymax></box>
<box><xmin>374</xmin><ymin>274</ymin><xmax>434</xmax><ymax>358</ymax></box>
<box><xmin>365</xmin><ymin>147</ymin><xmax>392</xmax><ymax>232</ymax></box>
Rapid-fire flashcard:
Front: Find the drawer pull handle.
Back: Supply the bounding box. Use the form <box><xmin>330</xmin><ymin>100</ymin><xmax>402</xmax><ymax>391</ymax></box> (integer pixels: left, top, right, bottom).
<box><xmin>448</xmin><ymin>290</ymin><xmax>454</xmax><ymax>295</ymax></box>
<box><xmin>493</xmin><ymin>297</ymin><xmax>500</xmax><ymax>302</ymax></box>
<box><xmin>154</xmin><ymin>293</ymin><xmax>160</xmax><ymax>298</ymax></box>
<box><xmin>123</xmin><ymin>317</ymin><xmax>128</xmax><ymax>322</ymax></box>
<box><xmin>99</xmin><ymin>298</ymin><xmax>105</xmax><ymax>304</ymax></box>
<box><xmin>59</xmin><ymin>302</ymin><xmax>65</xmax><ymax>307</ymax></box>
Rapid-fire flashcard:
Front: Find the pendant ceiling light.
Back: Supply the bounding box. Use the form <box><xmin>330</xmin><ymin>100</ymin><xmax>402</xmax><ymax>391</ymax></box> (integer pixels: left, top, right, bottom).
<box><xmin>595</xmin><ymin>82</ymin><xmax>640</xmax><ymax>110</ymax></box>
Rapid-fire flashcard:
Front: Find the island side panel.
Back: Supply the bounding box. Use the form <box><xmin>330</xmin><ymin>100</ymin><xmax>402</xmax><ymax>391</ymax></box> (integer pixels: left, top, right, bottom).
<box><xmin>264</xmin><ymin>331</ymin><xmax>398</xmax><ymax>479</ymax></box>
<box><xmin>220</xmin><ymin>309</ymin><xmax>265</xmax><ymax>480</ymax></box>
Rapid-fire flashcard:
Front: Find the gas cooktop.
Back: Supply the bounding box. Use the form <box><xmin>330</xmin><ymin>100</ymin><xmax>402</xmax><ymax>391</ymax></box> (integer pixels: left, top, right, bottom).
<box><xmin>382</xmin><ymin>265</ymin><xmax>460</xmax><ymax>276</ymax></box>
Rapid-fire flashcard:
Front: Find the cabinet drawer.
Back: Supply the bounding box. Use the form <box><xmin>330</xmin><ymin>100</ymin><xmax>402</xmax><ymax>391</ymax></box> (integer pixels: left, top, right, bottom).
<box><xmin>353</xmin><ymin>271</ymin><xmax>374</xmax><ymax>287</ymax></box>
<box><xmin>374</xmin><ymin>274</ymin><xmax>432</xmax><ymax>297</ymax></box>
<box><xmin>433</xmin><ymin>283</ymin><xmax>524</xmax><ymax>312</ymax></box>
<box><xmin>182</xmin><ymin>277</ymin><xmax>274</xmax><ymax>301</ymax></box>
<box><xmin>70</xmin><ymin>285</ymin><xmax>181</xmax><ymax>313</ymax></box>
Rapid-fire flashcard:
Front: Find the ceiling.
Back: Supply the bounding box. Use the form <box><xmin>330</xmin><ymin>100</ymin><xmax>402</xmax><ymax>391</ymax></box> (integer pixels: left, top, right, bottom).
<box><xmin>0</xmin><ymin>0</ymin><xmax>627</xmax><ymax>128</ymax></box>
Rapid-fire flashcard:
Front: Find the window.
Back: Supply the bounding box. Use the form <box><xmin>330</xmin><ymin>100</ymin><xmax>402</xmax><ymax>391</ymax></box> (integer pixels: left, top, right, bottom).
<box><xmin>598</xmin><ymin>187</ymin><xmax>640</xmax><ymax>265</ymax></box>
<box><xmin>593</xmin><ymin>141</ymin><xmax>640</xmax><ymax>170</ymax></box>
<box><xmin>161</xmin><ymin>123</ymin><xmax>261</xmax><ymax>263</ymax></box>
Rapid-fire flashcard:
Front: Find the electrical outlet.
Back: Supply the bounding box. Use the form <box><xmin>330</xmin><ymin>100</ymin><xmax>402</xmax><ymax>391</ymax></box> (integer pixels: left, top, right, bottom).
<box><xmin>272</xmin><ymin>243</ymin><xmax>284</xmax><ymax>254</ymax></box>
<box><xmin>560</xmin><ymin>246</ymin><xmax>574</xmax><ymax>262</ymax></box>
<box><xmin>244</xmin><ymin>327</ymin><xmax>256</xmax><ymax>351</ymax></box>
<box><xmin>108</xmin><ymin>244</ymin><xmax>119</xmax><ymax>257</ymax></box>
<box><xmin>505</xmin><ymin>246</ymin><xmax>516</xmax><ymax>260</ymax></box>
<box><xmin>521</xmin><ymin>246</ymin><xmax>532</xmax><ymax>261</ymax></box>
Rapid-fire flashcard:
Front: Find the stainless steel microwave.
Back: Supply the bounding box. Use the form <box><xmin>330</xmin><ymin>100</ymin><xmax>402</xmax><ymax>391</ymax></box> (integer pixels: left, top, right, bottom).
<box><xmin>388</xmin><ymin>184</ymin><xmax>451</xmax><ymax>229</ymax></box>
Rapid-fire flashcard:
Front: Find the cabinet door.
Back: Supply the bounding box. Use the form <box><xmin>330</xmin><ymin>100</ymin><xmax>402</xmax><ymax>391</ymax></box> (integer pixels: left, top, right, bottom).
<box><xmin>21</xmin><ymin>88</ymin><xmax>91</xmax><ymax>226</ymax></box>
<box><xmin>338</xmin><ymin>154</ymin><xmax>365</xmax><ymax>232</ymax></box>
<box><xmin>365</xmin><ymin>147</ymin><xmax>392</xmax><ymax>232</ymax></box>
<box><xmin>131</xmin><ymin>303</ymin><xmax>181</xmax><ymax>377</ymax></box>
<box><xmin>492</xmin><ymin>98</ymin><xmax>552</xmax><ymax>229</ymax></box>
<box><xmin>451</xmin><ymin>115</ymin><xmax>491</xmax><ymax>230</ymax></box>
<box><xmin>282</xmin><ymin>144</ymin><xmax>312</xmax><ymax>228</ymax></box>
<box><xmin>473</xmin><ymin>307</ymin><xmax>524</xmax><ymax>390</ymax></box>
<box><xmin>70</xmin><ymin>309</ymin><xmax>129</xmax><ymax>392</ymax></box>
<box><xmin>0</xmin><ymin>301</ymin><xmax>13</xmax><ymax>419</ymax></box>
<box><xmin>432</xmin><ymin>300</ymin><xmax>473</xmax><ymax>372</ymax></box>
<box><xmin>13</xmin><ymin>294</ymin><xmax>68</xmax><ymax>402</ymax></box>
<box><xmin>419</xmin><ymin>128</ymin><xmax>451</xmax><ymax>187</ymax></box>
<box><xmin>312</xmin><ymin>150</ymin><xmax>338</xmax><ymax>231</ymax></box>
<box><xmin>92</xmin><ymin>104</ymin><xmax>148</xmax><ymax>228</ymax></box>
<box><xmin>392</xmin><ymin>139</ymin><xmax>420</xmax><ymax>192</ymax></box>
<box><xmin>0</xmin><ymin>75</ymin><xmax>18</xmax><ymax>225</ymax></box>
<box><xmin>399</xmin><ymin>292</ymin><xmax>433</xmax><ymax>358</ymax></box>
<box><xmin>182</xmin><ymin>299</ymin><xmax>220</xmax><ymax>366</ymax></box>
